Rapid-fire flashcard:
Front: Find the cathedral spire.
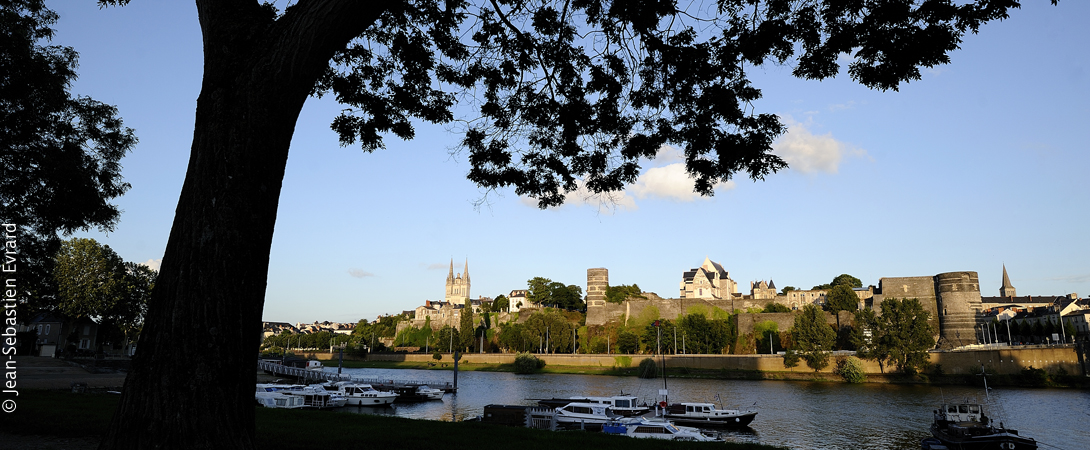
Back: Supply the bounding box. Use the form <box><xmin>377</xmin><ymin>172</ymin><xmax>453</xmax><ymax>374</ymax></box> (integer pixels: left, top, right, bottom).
<box><xmin>448</xmin><ymin>259</ymin><xmax>455</xmax><ymax>282</ymax></box>
<box><xmin>463</xmin><ymin>258</ymin><xmax>470</xmax><ymax>282</ymax></box>
<box><xmin>1000</xmin><ymin>264</ymin><xmax>1016</xmax><ymax>298</ymax></box>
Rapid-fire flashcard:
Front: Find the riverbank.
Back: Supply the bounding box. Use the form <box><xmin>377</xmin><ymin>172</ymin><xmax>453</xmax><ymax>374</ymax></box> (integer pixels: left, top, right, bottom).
<box><xmin>0</xmin><ymin>390</ymin><xmax>787</xmax><ymax>450</ymax></box>
<box><xmin>327</xmin><ymin>357</ymin><xmax>1090</xmax><ymax>388</ymax></box>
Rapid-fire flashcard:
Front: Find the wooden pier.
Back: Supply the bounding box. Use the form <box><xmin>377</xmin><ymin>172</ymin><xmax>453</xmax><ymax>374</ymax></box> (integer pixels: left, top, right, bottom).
<box><xmin>257</xmin><ymin>360</ymin><xmax>456</xmax><ymax>393</ymax></box>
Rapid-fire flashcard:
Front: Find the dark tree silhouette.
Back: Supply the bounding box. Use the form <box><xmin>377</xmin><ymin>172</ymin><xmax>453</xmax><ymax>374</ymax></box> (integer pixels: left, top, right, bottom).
<box><xmin>0</xmin><ymin>0</ymin><xmax>137</xmax><ymax>316</ymax></box>
<box><xmin>85</xmin><ymin>1</ymin><xmax>1051</xmax><ymax>448</ymax></box>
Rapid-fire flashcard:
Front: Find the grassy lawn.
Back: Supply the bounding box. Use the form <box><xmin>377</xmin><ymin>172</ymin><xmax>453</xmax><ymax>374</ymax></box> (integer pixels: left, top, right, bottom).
<box><xmin>3</xmin><ymin>390</ymin><xmax>787</xmax><ymax>450</ymax></box>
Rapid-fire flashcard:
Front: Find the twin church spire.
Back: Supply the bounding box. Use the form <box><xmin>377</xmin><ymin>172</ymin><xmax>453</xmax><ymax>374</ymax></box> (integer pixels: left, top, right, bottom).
<box><xmin>445</xmin><ymin>258</ymin><xmax>471</xmax><ymax>305</ymax></box>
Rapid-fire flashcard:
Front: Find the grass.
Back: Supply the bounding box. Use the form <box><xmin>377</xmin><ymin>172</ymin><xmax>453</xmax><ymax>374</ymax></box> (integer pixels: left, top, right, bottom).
<box><xmin>2</xmin><ymin>390</ymin><xmax>787</xmax><ymax>450</ymax></box>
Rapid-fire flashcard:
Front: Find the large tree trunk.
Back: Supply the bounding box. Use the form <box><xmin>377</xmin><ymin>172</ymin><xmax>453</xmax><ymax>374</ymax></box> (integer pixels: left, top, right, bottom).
<box><xmin>98</xmin><ymin>2</ymin><xmax>380</xmax><ymax>448</ymax></box>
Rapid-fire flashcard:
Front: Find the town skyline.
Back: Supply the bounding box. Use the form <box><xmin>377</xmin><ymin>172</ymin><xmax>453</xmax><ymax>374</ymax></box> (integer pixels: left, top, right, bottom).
<box><xmin>51</xmin><ymin>2</ymin><xmax>1090</xmax><ymax>325</ymax></box>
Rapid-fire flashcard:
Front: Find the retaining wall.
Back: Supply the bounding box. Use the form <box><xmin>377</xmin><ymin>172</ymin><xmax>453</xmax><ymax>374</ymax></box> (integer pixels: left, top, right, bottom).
<box><xmin>363</xmin><ymin>346</ymin><xmax>1081</xmax><ymax>376</ymax></box>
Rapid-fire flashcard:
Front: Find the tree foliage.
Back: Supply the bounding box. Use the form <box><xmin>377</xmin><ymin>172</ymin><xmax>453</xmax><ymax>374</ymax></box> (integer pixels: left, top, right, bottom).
<box><xmin>789</xmin><ymin>304</ymin><xmax>835</xmax><ymax>371</ymax></box>
<box><xmin>854</xmin><ymin>298</ymin><xmax>935</xmax><ymax>374</ymax></box>
<box><xmin>605</xmin><ymin>284</ymin><xmax>645</xmax><ymax>304</ymax></box>
<box><xmin>52</xmin><ymin>237</ymin><xmax>153</xmax><ymax>350</ymax></box>
<box><xmin>825</xmin><ymin>285</ymin><xmax>859</xmax><ymax>313</ymax></box>
<box><xmin>79</xmin><ymin>0</ymin><xmax>1051</xmax><ymax>447</ymax></box>
<box><xmin>527</xmin><ymin>277</ymin><xmax>585</xmax><ymax>310</ymax></box>
<box><xmin>763</xmin><ymin>302</ymin><xmax>791</xmax><ymax>313</ymax></box>
<box><xmin>1</xmin><ymin>0</ymin><xmax>137</xmax><ymax>314</ymax></box>
<box><xmin>492</xmin><ymin>294</ymin><xmax>509</xmax><ymax>312</ymax></box>
<box><xmin>616</xmin><ymin>330</ymin><xmax>640</xmax><ymax>354</ymax></box>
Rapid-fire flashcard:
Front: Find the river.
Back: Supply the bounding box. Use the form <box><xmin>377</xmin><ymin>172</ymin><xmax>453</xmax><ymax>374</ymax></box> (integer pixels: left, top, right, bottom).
<box><xmin>326</xmin><ymin>367</ymin><xmax>1089</xmax><ymax>450</ymax></box>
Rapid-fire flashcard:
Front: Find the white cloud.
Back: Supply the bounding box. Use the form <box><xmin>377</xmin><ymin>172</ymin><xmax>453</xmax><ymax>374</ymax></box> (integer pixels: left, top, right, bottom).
<box><xmin>773</xmin><ymin>117</ymin><xmax>865</xmax><ymax>174</ymax></box>
<box><xmin>347</xmin><ymin>268</ymin><xmax>375</xmax><ymax>278</ymax></box>
<box><xmin>140</xmin><ymin>258</ymin><xmax>162</xmax><ymax>271</ymax></box>
<box><xmin>425</xmin><ymin>263</ymin><xmax>447</xmax><ymax>270</ymax></box>
<box><xmin>628</xmin><ymin>163</ymin><xmax>736</xmax><ymax>201</ymax></box>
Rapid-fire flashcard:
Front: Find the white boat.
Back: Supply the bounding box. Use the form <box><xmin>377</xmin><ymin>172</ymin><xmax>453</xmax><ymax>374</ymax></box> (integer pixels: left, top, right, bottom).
<box><xmin>660</xmin><ymin>402</ymin><xmax>757</xmax><ymax>428</ymax></box>
<box><xmin>327</xmin><ymin>382</ymin><xmax>398</xmax><ymax>406</ymax></box>
<box><xmin>254</xmin><ymin>385</ymin><xmax>308</xmax><ymax>409</ymax></box>
<box><xmin>554</xmin><ymin>402</ymin><xmax>622</xmax><ymax>431</ymax></box>
<box><xmin>414</xmin><ymin>385</ymin><xmax>445</xmax><ymax>400</ymax></box>
<box><xmin>603</xmin><ymin>417</ymin><xmax>721</xmax><ymax>442</ymax></box>
<box><xmin>256</xmin><ymin>383</ymin><xmax>347</xmax><ymax>409</ymax></box>
<box><xmin>536</xmin><ymin>395</ymin><xmax>650</xmax><ymax>416</ymax></box>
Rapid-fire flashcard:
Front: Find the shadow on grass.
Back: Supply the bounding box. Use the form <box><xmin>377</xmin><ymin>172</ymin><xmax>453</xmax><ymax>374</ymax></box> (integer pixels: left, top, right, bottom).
<box><xmin>2</xmin><ymin>390</ymin><xmax>786</xmax><ymax>450</ymax></box>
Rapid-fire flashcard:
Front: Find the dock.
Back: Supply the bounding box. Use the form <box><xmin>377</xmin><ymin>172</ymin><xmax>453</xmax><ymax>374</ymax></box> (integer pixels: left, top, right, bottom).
<box><xmin>257</xmin><ymin>360</ymin><xmax>456</xmax><ymax>393</ymax></box>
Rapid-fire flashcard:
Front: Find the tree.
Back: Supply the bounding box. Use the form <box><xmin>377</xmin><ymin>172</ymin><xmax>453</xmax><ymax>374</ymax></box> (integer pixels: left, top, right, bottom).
<box><xmin>780</xmin><ymin>286</ymin><xmax>797</xmax><ymax>295</ymax></box>
<box><xmin>763</xmin><ymin>302</ymin><xmax>791</xmax><ymax>313</ymax></box>
<box><xmin>789</xmin><ymin>304</ymin><xmax>835</xmax><ymax>371</ymax></box>
<box><xmin>526</xmin><ymin>277</ymin><xmax>553</xmax><ymax>306</ymax></box>
<box><xmin>860</xmin><ymin>298</ymin><xmax>935</xmax><ymax>374</ymax></box>
<box><xmin>459</xmin><ymin>305</ymin><xmax>476</xmax><ymax>351</ymax></box>
<box><xmin>831</xmin><ymin>274</ymin><xmax>863</xmax><ymax>289</ymax></box>
<box><xmin>605</xmin><ymin>284</ymin><xmax>645</xmax><ymax>304</ymax></box>
<box><xmin>492</xmin><ymin>294</ymin><xmax>509</xmax><ymax>312</ymax></box>
<box><xmin>549</xmin><ymin>282</ymin><xmax>584</xmax><ymax>311</ymax></box>
<box><xmin>825</xmin><ymin>285</ymin><xmax>859</xmax><ymax>313</ymax></box>
<box><xmin>812</xmin><ymin>273</ymin><xmax>863</xmax><ymax>290</ymax></box>
<box><xmin>89</xmin><ymin>0</ymin><xmax>1048</xmax><ymax>447</ymax></box>
<box><xmin>616</xmin><ymin>331</ymin><xmax>640</xmax><ymax>354</ymax></box>
<box><xmin>1</xmin><ymin>0</ymin><xmax>137</xmax><ymax>316</ymax></box>
<box><xmin>53</xmin><ymin>238</ymin><xmax>153</xmax><ymax>355</ymax></box>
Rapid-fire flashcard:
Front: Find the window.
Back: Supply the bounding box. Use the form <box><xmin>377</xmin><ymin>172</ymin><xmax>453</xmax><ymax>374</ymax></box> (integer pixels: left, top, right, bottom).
<box><xmin>44</xmin><ymin>324</ymin><xmax>50</xmax><ymax>335</ymax></box>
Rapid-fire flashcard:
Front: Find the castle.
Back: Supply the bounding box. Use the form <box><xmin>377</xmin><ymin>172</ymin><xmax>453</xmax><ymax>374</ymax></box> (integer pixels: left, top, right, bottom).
<box><xmin>587</xmin><ymin>259</ymin><xmax>1007</xmax><ymax>349</ymax></box>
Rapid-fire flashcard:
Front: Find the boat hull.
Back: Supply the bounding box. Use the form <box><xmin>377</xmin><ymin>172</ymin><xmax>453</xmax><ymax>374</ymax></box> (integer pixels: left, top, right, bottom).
<box><xmin>930</xmin><ymin>424</ymin><xmax>1038</xmax><ymax>450</ymax></box>
<box><xmin>663</xmin><ymin>411</ymin><xmax>757</xmax><ymax>428</ymax></box>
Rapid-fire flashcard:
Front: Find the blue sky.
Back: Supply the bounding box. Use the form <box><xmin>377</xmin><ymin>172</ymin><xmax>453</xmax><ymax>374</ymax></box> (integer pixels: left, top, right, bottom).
<box><xmin>52</xmin><ymin>1</ymin><xmax>1089</xmax><ymax>324</ymax></box>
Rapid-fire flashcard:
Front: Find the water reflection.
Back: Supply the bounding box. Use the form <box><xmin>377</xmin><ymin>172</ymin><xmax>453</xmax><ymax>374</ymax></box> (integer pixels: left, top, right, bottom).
<box><xmin>328</xmin><ymin>368</ymin><xmax>1089</xmax><ymax>450</ymax></box>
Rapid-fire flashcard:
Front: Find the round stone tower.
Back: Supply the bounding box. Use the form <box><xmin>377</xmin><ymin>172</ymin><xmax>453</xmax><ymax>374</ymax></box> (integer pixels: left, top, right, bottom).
<box><xmin>586</xmin><ymin>268</ymin><xmax>609</xmax><ymax>308</ymax></box>
<box><xmin>934</xmin><ymin>271</ymin><xmax>983</xmax><ymax>349</ymax></box>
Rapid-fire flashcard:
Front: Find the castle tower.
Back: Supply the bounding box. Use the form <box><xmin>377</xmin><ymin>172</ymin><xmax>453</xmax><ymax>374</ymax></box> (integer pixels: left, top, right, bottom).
<box><xmin>444</xmin><ymin>258</ymin><xmax>471</xmax><ymax>305</ymax></box>
<box><xmin>934</xmin><ymin>271</ymin><xmax>984</xmax><ymax>349</ymax></box>
<box><xmin>586</xmin><ymin>268</ymin><xmax>609</xmax><ymax>308</ymax></box>
<box><xmin>1000</xmin><ymin>264</ymin><xmax>1017</xmax><ymax>298</ymax></box>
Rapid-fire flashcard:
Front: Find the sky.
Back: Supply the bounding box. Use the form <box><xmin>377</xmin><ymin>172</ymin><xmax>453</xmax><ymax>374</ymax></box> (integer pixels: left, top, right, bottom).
<box><xmin>49</xmin><ymin>1</ymin><xmax>1089</xmax><ymax>325</ymax></box>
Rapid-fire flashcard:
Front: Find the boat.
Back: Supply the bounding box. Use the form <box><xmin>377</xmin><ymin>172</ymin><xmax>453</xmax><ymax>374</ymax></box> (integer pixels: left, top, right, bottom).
<box><xmin>326</xmin><ymin>381</ymin><xmax>398</xmax><ymax>406</ymax></box>
<box><xmin>553</xmin><ymin>402</ymin><xmax>622</xmax><ymax>431</ymax></box>
<box><xmin>254</xmin><ymin>385</ymin><xmax>308</xmax><ymax>409</ymax></box>
<box><xmin>256</xmin><ymin>383</ymin><xmax>347</xmax><ymax>409</ymax></box>
<box><xmin>926</xmin><ymin>402</ymin><xmax>1037</xmax><ymax>450</ymax></box>
<box><xmin>380</xmin><ymin>383</ymin><xmax>445</xmax><ymax>401</ymax></box>
<box><xmin>925</xmin><ymin>366</ymin><xmax>1037</xmax><ymax>450</ymax></box>
<box><xmin>602</xmin><ymin>417</ymin><xmax>721</xmax><ymax>442</ymax></box>
<box><xmin>535</xmin><ymin>395</ymin><xmax>650</xmax><ymax>416</ymax></box>
<box><xmin>659</xmin><ymin>402</ymin><xmax>757</xmax><ymax>428</ymax></box>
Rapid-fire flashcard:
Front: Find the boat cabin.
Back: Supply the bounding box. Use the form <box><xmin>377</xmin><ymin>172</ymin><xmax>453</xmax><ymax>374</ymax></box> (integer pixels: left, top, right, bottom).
<box><xmin>938</xmin><ymin>404</ymin><xmax>985</xmax><ymax>423</ymax></box>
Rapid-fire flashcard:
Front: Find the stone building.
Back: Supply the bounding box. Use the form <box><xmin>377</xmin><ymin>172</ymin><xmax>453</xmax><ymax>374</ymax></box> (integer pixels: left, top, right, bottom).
<box><xmin>678</xmin><ymin>257</ymin><xmax>737</xmax><ymax>299</ymax></box>
<box><xmin>749</xmin><ymin>280</ymin><xmax>777</xmax><ymax>300</ymax></box>
<box><xmin>445</xmin><ymin>259</ymin><xmax>471</xmax><ymax>305</ymax></box>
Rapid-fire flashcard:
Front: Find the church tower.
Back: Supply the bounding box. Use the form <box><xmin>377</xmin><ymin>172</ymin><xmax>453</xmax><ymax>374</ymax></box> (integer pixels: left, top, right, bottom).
<box><xmin>999</xmin><ymin>264</ymin><xmax>1016</xmax><ymax>298</ymax></box>
<box><xmin>445</xmin><ymin>258</ymin><xmax>471</xmax><ymax>305</ymax></box>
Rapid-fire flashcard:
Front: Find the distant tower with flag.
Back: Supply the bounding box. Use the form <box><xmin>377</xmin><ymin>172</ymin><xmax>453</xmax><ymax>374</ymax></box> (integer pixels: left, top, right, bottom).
<box><xmin>1000</xmin><ymin>264</ymin><xmax>1016</xmax><ymax>298</ymax></box>
<box><xmin>445</xmin><ymin>258</ymin><xmax>471</xmax><ymax>306</ymax></box>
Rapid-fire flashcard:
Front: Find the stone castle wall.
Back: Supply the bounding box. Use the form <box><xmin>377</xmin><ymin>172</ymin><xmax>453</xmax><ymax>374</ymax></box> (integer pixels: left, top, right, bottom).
<box><xmin>934</xmin><ymin>271</ymin><xmax>983</xmax><ymax>349</ymax></box>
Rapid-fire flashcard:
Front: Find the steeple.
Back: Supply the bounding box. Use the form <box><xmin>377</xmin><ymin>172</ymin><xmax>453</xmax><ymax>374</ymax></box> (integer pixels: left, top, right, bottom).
<box><xmin>447</xmin><ymin>259</ymin><xmax>455</xmax><ymax>282</ymax></box>
<box><xmin>1000</xmin><ymin>264</ymin><xmax>1016</xmax><ymax>298</ymax></box>
<box><xmin>463</xmin><ymin>258</ymin><xmax>470</xmax><ymax>282</ymax></box>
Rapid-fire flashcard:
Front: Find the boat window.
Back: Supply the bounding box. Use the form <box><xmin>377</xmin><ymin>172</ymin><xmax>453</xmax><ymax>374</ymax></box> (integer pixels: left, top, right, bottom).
<box><xmin>687</xmin><ymin>405</ymin><xmax>695</xmax><ymax>412</ymax></box>
<box><xmin>969</xmin><ymin>405</ymin><xmax>980</xmax><ymax>414</ymax></box>
<box><xmin>616</xmin><ymin>399</ymin><xmax>629</xmax><ymax>407</ymax></box>
<box><xmin>703</xmin><ymin>406</ymin><xmax>711</xmax><ymax>413</ymax></box>
<box><xmin>947</xmin><ymin>405</ymin><xmax>957</xmax><ymax>413</ymax></box>
<box><xmin>958</xmin><ymin>405</ymin><xmax>969</xmax><ymax>413</ymax></box>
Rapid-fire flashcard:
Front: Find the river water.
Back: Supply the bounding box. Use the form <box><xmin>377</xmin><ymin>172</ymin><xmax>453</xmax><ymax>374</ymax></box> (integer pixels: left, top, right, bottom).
<box><xmin>326</xmin><ymin>368</ymin><xmax>1089</xmax><ymax>450</ymax></box>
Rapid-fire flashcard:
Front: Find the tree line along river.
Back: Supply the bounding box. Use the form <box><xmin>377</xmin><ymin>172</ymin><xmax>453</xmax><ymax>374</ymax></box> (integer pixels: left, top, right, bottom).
<box><xmin>325</xmin><ymin>368</ymin><xmax>1089</xmax><ymax>450</ymax></box>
